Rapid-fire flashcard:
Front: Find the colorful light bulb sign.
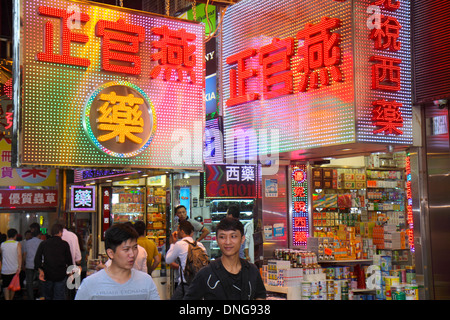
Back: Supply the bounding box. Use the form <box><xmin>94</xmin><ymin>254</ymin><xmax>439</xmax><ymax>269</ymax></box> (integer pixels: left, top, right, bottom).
<box><xmin>12</xmin><ymin>0</ymin><xmax>205</xmax><ymax>169</ymax></box>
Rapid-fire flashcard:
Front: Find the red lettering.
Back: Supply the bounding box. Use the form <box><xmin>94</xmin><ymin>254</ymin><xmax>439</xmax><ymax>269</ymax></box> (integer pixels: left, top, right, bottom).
<box><xmin>370</xmin><ymin>55</ymin><xmax>401</xmax><ymax>91</ymax></box>
<box><xmin>150</xmin><ymin>26</ymin><xmax>197</xmax><ymax>83</ymax></box>
<box><xmin>371</xmin><ymin>0</ymin><xmax>400</xmax><ymax>11</ymax></box>
<box><xmin>226</xmin><ymin>48</ymin><xmax>259</xmax><ymax>107</ymax></box>
<box><xmin>295</xmin><ymin>17</ymin><xmax>343</xmax><ymax>91</ymax></box>
<box><xmin>96</xmin><ymin>19</ymin><xmax>145</xmax><ymax>75</ymax></box>
<box><xmin>370</xmin><ymin>16</ymin><xmax>401</xmax><ymax>51</ymax></box>
<box><xmin>37</xmin><ymin>6</ymin><xmax>90</xmax><ymax>67</ymax></box>
<box><xmin>259</xmin><ymin>37</ymin><xmax>294</xmax><ymax>99</ymax></box>
<box><xmin>372</xmin><ymin>99</ymin><xmax>403</xmax><ymax>135</ymax></box>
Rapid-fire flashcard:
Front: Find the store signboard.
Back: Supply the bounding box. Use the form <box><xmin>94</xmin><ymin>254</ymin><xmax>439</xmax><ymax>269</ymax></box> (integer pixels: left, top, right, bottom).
<box><xmin>205</xmin><ymin>164</ymin><xmax>257</xmax><ymax>198</ymax></box>
<box><xmin>12</xmin><ymin>0</ymin><xmax>205</xmax><ymax>170</ymax></box>
<box><xmin>0</xmin><ymin>189</ymin><xmax>58</xmax><ymax>208</ymax></box>
<box><xmin>221</xmin><ymin>0</ymin><xmax>412</xmax><ymax>159</ymax></box>
<box><xmin>0</xmin><ymin>140</ymin><xmax>57</xmax><ymax>186</ymax></box>
<box><xmin>73</xmin><ymin>169</ymin><xmax>134</xmax><ymax>183</ymax></box>
<box><xmin>291</xmin><ymin>164</ymin><xmax>309</xmax><ymax>247</ymax></box>
<box><xmin>101</xmin><ymin>186</ymin><xmax>112</xmax><ymax>239</ymax></box>
<box><xmin>70</xmin><ymin>185</ymin><xmax>96</xmax><ymax>211</ymax></box>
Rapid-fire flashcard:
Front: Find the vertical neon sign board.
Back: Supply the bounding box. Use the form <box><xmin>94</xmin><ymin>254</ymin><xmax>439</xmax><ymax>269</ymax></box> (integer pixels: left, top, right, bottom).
<box><xmin>354</xmin><ymin>0</ymin><xmax>412</xmax><ymax>144</ymax></box>
<box><xmin>405</xmin><ymin>154</ymin><xmax>414</xmax><ymax>252</ymax></box>
<box><xmin>12</xmin><ymin>0</ymin><xmax>204</xmax><ymax>169</ymax></box>
<box><xmin>291</xmin><ymin>164</ymin><xmax>309</xmax><ymax>247</ymax></box>
<box><xmin>221</xmin><ymin>0</ymin><xmax>412</xmax><ymax>161</ymax></box>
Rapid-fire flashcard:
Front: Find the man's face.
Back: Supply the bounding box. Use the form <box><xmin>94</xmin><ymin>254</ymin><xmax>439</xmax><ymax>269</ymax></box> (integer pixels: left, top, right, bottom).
<box><xmin>217</xmin><ymin>229</ymin><xmax>245</xmax><ymax>257</ymax></box>
<box><xmin>107</xmin><ymin>239</ymin><xmax>138</xmax><ymax>270</ymax></box>
<box><xmin>175</xmin><ymin>207</ymin><xmax>187</xmax><ymax>221</ymax></box>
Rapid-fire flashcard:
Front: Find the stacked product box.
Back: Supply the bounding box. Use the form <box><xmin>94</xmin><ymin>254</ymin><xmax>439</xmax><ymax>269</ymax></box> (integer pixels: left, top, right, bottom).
<box><xmin>384</xmin><ymin>225</ymin><xmax>408</xmax><ymax>250</ymax></box>
<box><xmin>278</xmin><ymin>268</ymin><xmax>304</xmax><ymax>287</ymax></box>
<box><xmin>267</xmin><ymin>260</ymin><xmax>291</xmax><ymax>286</ymax></box>
<box><xmin>301</xmin><ymin>279</ymin><xmax>328</xmax><ymax>300</ymax></box>
<box><xmin>307</xmin><ymin>237</ymin><xmax>335</xmax><ymax>261</ymax></box>
<box><xmin>372</xmin><ymin>225</ymin><xmax>385</xmax><ymax>249</ymax></box>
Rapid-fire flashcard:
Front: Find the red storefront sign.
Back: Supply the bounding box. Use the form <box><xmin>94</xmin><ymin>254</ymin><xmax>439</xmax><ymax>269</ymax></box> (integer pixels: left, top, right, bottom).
<box><xmin>0</xmin><ymin>190</ymin><xmax>57</xmax><ymax>208</ymax></box>
<box><xmin>102</xmin><ymin>186</ymin><xmax>112</xmax><ymax>239</ymax></box>
<box><xmin>226</xmin><ymin>17</ymin><xmax>343</xmax><ymax>107</ymax></box>
<box><xmin>36</xmin><ymin>6</ymin><xmax>197</xmax><ymax>80</ymax></box>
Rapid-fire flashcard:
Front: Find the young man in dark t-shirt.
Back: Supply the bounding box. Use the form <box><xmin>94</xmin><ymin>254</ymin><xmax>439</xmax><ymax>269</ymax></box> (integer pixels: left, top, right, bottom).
<box><xmin>184</xmin><ymin>217</ymin><xmax>266</xmax><ymax>300</ymax></box>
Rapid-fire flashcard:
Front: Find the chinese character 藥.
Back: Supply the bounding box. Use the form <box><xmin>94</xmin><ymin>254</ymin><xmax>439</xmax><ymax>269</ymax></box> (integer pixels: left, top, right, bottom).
<box><xmin>295</xmin><ymin>17</ymin><xmax>343</xmax><ymax>92</ymax></box>
<box><xmin>240</xmin><ymin>166</ymin><xmax>255</xmax><ymax>182</ymax></box>
<box><xmin>75</xmin><ymin>189</ymin><xmax>92</xmax><ymax>207</ymax></box>
<box><xmin>372</xmin><ymin>99</ymin><xmax>403</xmax><ymax>135</ymax></box>
<box><xmin>150</xmin><ymin>26</ymin><xmax>197</xmax><ymax>83</ymax></box>
<box><xmin>294</xmin><ymin>231</ymin><xmax>308</xmax><ymax>243</ymax></box>
<box><xmin>97</xmin><ymin>92</ymin><xmax>145</xmax><ymax>144</ymax></box>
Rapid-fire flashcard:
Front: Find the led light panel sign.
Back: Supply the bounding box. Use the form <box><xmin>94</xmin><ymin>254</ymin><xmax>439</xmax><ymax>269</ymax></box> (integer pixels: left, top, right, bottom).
<box><xmin>70</xmin><ymin>185</ymin><xmax>96</xmax><ymax>211</ymax></box>
<box><xmin>221</xmin><ymin>0</ymin><xmax>412</xmax><ymax>158</ymax></box>
<box><xmin>291</xmin><ymin>164</ymin><xmax>309</xmax><ymax>247</ymax></box>
<box><xmin>12</xmin><ymin>0</ymin><xmax>205</xmax><ymax>169</ymax></box>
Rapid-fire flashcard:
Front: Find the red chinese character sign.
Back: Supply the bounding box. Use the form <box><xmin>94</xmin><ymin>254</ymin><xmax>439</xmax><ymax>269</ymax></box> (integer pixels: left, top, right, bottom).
<box><xmin>357</xmin><ymin>0</ymin><xmax>412</xmax><ymax>141</ymax></box>
<box><xmin>12</xmin><ymin>0</ymin><xmax>204</xmax><ymax>169</ymax></box>
<box><xmin>291</xmin><ymin>165</ymin><xmax>309</xmax><ymax>247</ymax></box>
<box><xmin>221</xmin><ymin>0</ymin><xmax>412</xmax><ymax>163</ymax></box>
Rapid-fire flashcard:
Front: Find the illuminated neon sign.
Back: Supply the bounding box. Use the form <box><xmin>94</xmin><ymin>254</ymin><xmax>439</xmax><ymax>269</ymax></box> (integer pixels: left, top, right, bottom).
<box><xmin>221</xmin><ymin>0</ymin><xmax>412</xmax><ymax>160</ymax></box>
<box><xmin>405</xmin><ymin>154</ymin><xmax>414</xmax><ymax>252</ymax></box>
<box><xmin>12</xmin><ymin>0</ymin><xmax>204</xmax><ymax>169</ymax></box>
<box><xmin>368</xmin><ymin>1</ymin><xmax>404</xmax><ymax>135</ymax></box>
<box><xmin>291</xmin><ymin>164</ymin><xmax>309</xmax><ymax>247</ymax></box>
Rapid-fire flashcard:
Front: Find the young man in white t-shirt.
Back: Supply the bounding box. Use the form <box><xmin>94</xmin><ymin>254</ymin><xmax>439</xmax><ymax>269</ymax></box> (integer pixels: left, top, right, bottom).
<box><xmin>75</xmin><ymin>223</ymin><xmax>159</xmax><ymax>300</ymax></box>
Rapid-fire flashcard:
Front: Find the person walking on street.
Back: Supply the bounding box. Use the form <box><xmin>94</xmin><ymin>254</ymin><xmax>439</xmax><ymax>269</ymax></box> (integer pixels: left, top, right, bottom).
<box><xmin>166</xmin><ymin>220</ymin><xmax>208</xmax><ymax>300</ymax></box>
<box><xmin>22</xmin><ymin>222</ymin><xmax>43</xmax><ymax>300</ymax></box>
<box><xmin>174</xmin><ymin>205</ymin><xmax>210</xmax><ymax>242</ymax></box>
<box><xmin>0</xmin><ymin>229</ymin><xmax>22</xmax><ymax>300</ymax></box>
<box><xmin>75</xmin><ymin>223</ymin><xmax>160</xmax><ymax>300</ymax></box>
<box><xmin>34</xmin><ymin>223</ymin><xmax>72</xmax><ymax>300</ymax></box>
<box><xmin>134</xmin><ymin>221</ymin><xmax>161</xmax><ymax>275</ymax></box>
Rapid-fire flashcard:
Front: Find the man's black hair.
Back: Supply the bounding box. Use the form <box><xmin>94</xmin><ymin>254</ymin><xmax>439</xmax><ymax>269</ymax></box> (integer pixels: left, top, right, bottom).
<box><xmin>227</xmin><ymin>205</ymin><xmax>240</xmax><ymax>219</ymax></box>
<box><xmin>50</xmin><ymin>223</ymin><xmax>64</xmax><ymax>236</ymax></box>
<box><xmin>133</xmin><ymin>220</ymin><xmax>146</xmax><ymax>236</ymax></box>
<box><xmin>29</xmin><ymin>222</ymin><xmax>41</xmax><ymax>237</ymax></box>
<box><xmin>175</xmin><ymin>204</ymin><xmax>186</xmax><ymax>213</ymax></box>
<box><xmin>178</xmin><ymin>220</ymin><xmax>194</xmax><ymax>236</ymax></box>
<box><xmin>105</xmin><ymin>223</ymin><xmax>139</xmax><ymax>252</ymax></box>
<box><xmin>217</xmin><ymin>217</ymin><xmax>244</xmax><ymax>236</ymax></box>
<box><xmin>7</xmin><ymin>228</ymin><xmax>18</xmax><ymax>239</ymax></box>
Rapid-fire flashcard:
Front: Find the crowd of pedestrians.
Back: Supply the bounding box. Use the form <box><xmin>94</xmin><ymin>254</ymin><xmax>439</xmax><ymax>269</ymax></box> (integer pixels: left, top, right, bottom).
<box><xmin>0</xmin><ymin>204</ymin><xmax>265</xmax><ymax>301</ymax></box>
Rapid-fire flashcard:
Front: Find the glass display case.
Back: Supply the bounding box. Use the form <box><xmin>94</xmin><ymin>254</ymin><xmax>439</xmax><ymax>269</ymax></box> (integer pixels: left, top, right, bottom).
<box><xmin>147</xmin><ymin>186</ymin><xmax>167</xmax><ymax>247</ymax></box>
<box><xmin>110</xmin><ymin>186</ymin><xmax>145</xmax><ymax>223</ymax></box>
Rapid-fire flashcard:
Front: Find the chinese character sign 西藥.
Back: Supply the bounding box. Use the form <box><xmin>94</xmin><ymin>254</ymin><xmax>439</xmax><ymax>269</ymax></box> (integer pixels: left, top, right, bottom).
<box><xmin>205</xmin><ymin>164</ymin><xmax>257</xmax><ymax>198</ymax></box>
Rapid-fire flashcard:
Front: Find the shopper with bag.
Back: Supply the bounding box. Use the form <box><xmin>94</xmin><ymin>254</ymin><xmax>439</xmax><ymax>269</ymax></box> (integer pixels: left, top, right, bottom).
<box><xmin>0</xmin><ymin>228</ymin><xmax>22</xmax><ymax>300</ymax></box>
